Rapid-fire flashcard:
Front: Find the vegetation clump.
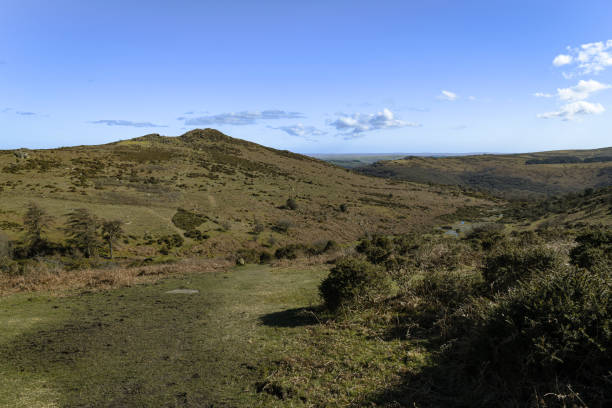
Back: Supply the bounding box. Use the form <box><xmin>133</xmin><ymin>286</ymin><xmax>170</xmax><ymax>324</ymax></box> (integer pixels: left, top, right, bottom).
<box><xmin>172</xmin><ymin>208</ymin><xmax>207</xmax><ymax>231</ymax></box>
<box><xmin>319</xmin><ymin>258</ymin><xmax>391</xmax><ymax>311</ymax></box>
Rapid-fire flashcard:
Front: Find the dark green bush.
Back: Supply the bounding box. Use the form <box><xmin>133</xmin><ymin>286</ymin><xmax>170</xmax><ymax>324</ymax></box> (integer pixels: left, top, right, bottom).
<box><xmin>274</xmin><ymin>244</ymin><xmax>300</xmax><ymax>260</ymax></box>
<box><xmin>184</xmin><ymin>229</ymin><xmax>209</xmax><ymax>241</ymax></box>
<box><xmin>356</xmin><ymin>235</ymin><xmax>393</xmax><ymax>264</ymax></box>
<box><xmin>259</xmin><ymin>250</ymin><xmax>272</xmax><ymax>263</ymax></box>
<box><xmin>285</xmin><ymin>198</ymin><xmax>298</xmax><ymax>210</ymax></box>
<box><xmin>570</xmin><ymin>228</ymin><xmax>612</xmax><ymax>270</ymax></box>
<box><xmin>171</xmin><ymin>208</ymin><xmax>207</xmax><ymax>231</ymax></box>
<box><xmin>449</xmin><ymin>265</ymin><xmax>612</xmax><ymax>405</ymax></box>
<box><xmin>319</xmin><ymin>258</ymin><xmax>391</xmax><ymax>311</ymax></box>
<box><xmin>157</xmin><ymin>234</ymin><xmax>184</xmax><ymax>248</ymax></box>
<box><xmin>482</xmin><ymin>244</ymin><xmax>561</xmax><ymax>294</ymax></box>
<box><xmin>236</xmin><ymin>248</ymin><xmax>261</xmax><ymax>264</ymax></box>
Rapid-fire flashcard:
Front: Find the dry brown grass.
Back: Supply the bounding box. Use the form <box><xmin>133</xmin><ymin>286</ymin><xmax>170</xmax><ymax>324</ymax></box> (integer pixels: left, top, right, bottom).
<box><xmin>0</xmin><ymin>257</ymin><xmax>231</xmax><ymax>296</ymax></box>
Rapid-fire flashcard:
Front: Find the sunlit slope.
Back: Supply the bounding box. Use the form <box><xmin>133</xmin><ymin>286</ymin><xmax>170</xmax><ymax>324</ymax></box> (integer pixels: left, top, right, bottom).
<box><xmin>358</xmin><ymin>147</ymin><xmax>612</xmax><ymax>198</ymax></box>
<box><xmin>0</xmin><ymin>129</ymin><xmax>489</xmax><ymax>257</ymax></box>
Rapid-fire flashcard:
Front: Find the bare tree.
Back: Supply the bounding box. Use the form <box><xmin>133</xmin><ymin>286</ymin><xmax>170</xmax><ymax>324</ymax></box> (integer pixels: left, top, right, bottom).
<box><xmin>101</xmin><ymin>220</ymin><xmax>124</xmax><ymax>259</ymax></box>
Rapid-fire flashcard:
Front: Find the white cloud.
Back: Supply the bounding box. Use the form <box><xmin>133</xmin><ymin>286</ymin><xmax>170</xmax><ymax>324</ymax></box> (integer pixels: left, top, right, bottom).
<box><xmin>553</xmin><ymin>54</ymin><xmax>573</xmax><ymax>66</ymax></box>
<box><xmin>270</xmin><ymin>124</ymin><xmax>326</xmax><ymax>140</ymax></box>
<box><xmin>329</xmin><ymin>108</ymin><xmax>420</xmax><ymax>138</ymax></box>
<box><xmin>556</xmin><ymin>79</ymin><xmax>611</xmax><ymax>101</ymax></box>
<box><xmin>553</xmin><ymin>40</ymin><xmax>612</xmax><ymax>75</ymax></box>
<box><xmin>533</xmin><ymin>92</ymin><xmax>554</xmax><ymax>98</ymax></box>
<box><xmin>437</xmin><ymin>90</ymin><xmax>458</xmax><ymax>101</ymax></box>
<box><xmin>537</xmin><ymin>101</ymin><xmax>605</xmax><ymax>121</ymax></box>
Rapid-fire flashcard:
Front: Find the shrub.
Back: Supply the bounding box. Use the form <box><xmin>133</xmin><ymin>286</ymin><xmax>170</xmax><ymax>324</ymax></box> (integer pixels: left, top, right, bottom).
<box><xmin>236</xmin><ymin>248</ymin><xmax>261</xmax><ymax>264</ymax></box>
<box><xmin>319</xmin><ymin>258</ymin><xmax>391</xmax><ymax>311</ymax></box>
<box><xmin>157</xmin><ymin>234</ymin><xmax>184</xmax><ymax>248</ymax></box>
<box><xmin>184</xmin><ymin>229</ymin><xmax>209</xmax><ymax>241</ymax></box>
<box><xmin>449</xmin><ymin>265</ymin><xmax>612</xmax><ymax>404</ymax></box>
<box><xmin>482</xmin><ymin>244</ymin><xmax>561</xmax><ymax>294</ymax></box>
<box><xmin>274</xmin><ymin>244</ymin><xmax>300</xmax><ymax>260</ymax></box>
<box><xmin>285</xmin><ymin>198</ymin><xmax>298</xmax><ymax>210</ymax></box>
<box><xmin>259</xmin><ymin>250</ymin><xmax>272</xmax><ymax>263</ymax></box>
<box><xmin>570</xmin><ymin>228</ymin><xmax>612</xmax><ymax>270</ymax></box>
<box><xmin>272</xmin><ymin>220</ymin><xmax>293</xmax><ymax>233</ymax></box>
<box><xmin>407</xmin><ymin>270</ymin><xmax>483</xmax><ymax>323</ymax></box>
<box><xmin>171</xmin><ymin>208</ymin><xmax>207</xmax><ymax>230</ymax></box>
<box><xmin>356</xmin><ymin>235</ymin><xmax>393</xmax><ymax>264</ymax></box>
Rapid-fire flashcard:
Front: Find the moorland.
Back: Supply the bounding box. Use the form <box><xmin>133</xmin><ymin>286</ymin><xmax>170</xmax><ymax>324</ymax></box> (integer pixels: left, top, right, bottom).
<box><xmin>0</xmin><ymin>129</ymin><xmax>610</xmax><ymax>407</ymax></box>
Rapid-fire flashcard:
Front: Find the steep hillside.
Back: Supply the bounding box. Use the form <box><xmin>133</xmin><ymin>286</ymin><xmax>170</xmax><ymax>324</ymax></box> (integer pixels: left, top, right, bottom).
<box><xmin>358</xmin><ymin>147</ymin><xmax>612</xmax><ymax>198</ymax></box>
<box><xmin>0</xmin><ymin>129</ymin><xmax>490</xmax><ymax>259</ymax></box>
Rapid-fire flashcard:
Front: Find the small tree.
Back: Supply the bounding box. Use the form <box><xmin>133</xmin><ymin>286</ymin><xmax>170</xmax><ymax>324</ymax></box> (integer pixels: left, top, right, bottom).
<box><xmin>101</xmin><ymin>220</ymin><xmax>124</xmax><ymax>259</ymax></box>
<box><xmin>64</xmin><ymin>208</ymin><xmax>101</xmax><ymax>258</ymax></box>
<box><xmin>23</xmin><ymin>202</ymin><xmax>53</xmax><ymax>249</ymax></box>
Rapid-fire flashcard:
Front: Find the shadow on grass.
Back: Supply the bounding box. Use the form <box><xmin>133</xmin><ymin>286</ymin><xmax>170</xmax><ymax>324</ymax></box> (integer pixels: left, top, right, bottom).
<box><xmin>259</xmin><ymin>307</ymin><xmax>320</xmax><ymax>328</ymax></box>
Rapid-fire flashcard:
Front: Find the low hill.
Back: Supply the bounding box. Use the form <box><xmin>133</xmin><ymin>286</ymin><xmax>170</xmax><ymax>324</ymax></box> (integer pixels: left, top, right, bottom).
<box><xmin>357</xmin><ymin>147</ymin><xmax>612</xmax><ymax>198</ymax></box>
<box><xmin>0</xmin><ymin>129</ymin><xmax>490</xmax><ymax>260</ymax></box>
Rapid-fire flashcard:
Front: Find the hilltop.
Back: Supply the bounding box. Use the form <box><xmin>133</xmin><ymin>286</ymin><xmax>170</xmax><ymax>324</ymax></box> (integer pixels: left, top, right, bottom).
<box><xmin>0</xmin><ymin>129</ymin><xmax>490</xmax><ymax>261</ymax></box>
<box><xmin>357</xmin><ymin>147</ymin><xmax>612</xmax><ymax>198</ymax></box>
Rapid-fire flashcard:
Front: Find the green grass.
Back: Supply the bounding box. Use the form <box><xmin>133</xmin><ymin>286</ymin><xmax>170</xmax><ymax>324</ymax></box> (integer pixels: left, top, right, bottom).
<box><xmin>0</xmin><ymin>262</ymin><xmax>431</xmax><ymax>407</ymax></box>
<box><xmin>0</xmin><ymin>265</ymin><xmax>329</xmax><ymax>407</ymax></box>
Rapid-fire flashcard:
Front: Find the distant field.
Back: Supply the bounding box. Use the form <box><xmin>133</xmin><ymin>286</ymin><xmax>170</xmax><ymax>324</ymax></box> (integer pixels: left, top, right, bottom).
<box><xmin>313</xmin><ymin>153</ymin><xmax>478</xmax><ymax>169</ymax></box>
<box><xmin>357</xmin><ymin>147</ymin><xmax>612</xmax><ymax>198</ymax></box>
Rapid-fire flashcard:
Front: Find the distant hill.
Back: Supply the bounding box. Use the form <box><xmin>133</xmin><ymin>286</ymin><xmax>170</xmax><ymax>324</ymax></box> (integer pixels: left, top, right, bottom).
<box><xmin>503</xmin><ymin>186</ymin><xmax>612</xmax><ymax>229</ymax></box>
<box><xmin>357</xmin><ymin>147</ymin><xmax>612</xmax><ymax>198</ymax></box>
<box><xmin>0</xmin><ymin>129</ymin><xmax>489</xmax><ymax>259</ymax></box>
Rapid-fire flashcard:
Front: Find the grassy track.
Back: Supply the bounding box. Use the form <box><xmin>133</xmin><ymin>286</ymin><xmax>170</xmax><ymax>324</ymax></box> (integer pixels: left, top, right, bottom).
<box><xmin>0</xmin><ymin>265</ymin><xmax>328</xmax><ymax>407</ymax></box>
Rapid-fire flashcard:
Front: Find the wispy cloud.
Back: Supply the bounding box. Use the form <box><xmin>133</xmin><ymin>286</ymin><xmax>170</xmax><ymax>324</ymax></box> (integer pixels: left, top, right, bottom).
<box><xmin>437</xmin><ymin>90</ymin><xmax>458</xmax><ymax>101</ymax></box>
<box><xmin>90</xmin><ymin>120</ymin><xmax>167</xmax><ymax>128</ymax></box>
<box><xmin>270</xmin><ymin>124</ymin><xmax>326</xmax><ymax>141</ymax></box>
<box><xmin>537</xmin><ymin>101</ymin><xmax>605</xmax><ymax>121</ymax></box>
<box><xmin>553</xmin><ymin>40</ymin><xmax>612</xmax><ymax>75</ymax></box>
<box><xmin>183</xmin><ymin>110</ymin><xmax>304</xmax><ymax>126</ymax></box>
<box><xmin>451</xmin><ymin>125</ymin><xmax>468</xmax><ymax>130</ymax></box>
<box><xmin>1</xmin><ymin>108</ymin><xmax>11</xmax><ymax>113</ymax></box>
<box><xmin>557</xmin><ymin>79</ymin><xmax>611</xmax><ymax>101</ymax></box>
<box><xmin>534</xmin><ymin>92</ymin><xmax>554</xmax><ymax>98</ymax></box>
<box><xmin>329</xmin><ymin>108</ymin><xmax>420</xmax><ymax>138</ymax></box>
<box><xmin>16</xmin><ymin>111</ymin><xmax>36</xmax><ymax>116</ymax></box>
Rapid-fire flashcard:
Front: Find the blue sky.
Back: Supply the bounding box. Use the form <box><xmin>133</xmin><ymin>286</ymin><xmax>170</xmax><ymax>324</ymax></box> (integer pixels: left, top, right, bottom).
<box><xmin>1</xmin><ymin>0</ymin><xmax>611</xmax><ymax>153</ymax></box>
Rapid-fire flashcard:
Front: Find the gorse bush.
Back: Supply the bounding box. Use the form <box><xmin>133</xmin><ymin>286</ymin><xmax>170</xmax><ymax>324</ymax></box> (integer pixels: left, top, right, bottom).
<box><xmin>319</xmin><ymin>258</ymin><xmax>391</xmax><ymax>311</ymax></box>
<box><xmin>482</xmin><ymin>244</ymin><xmax>561</xmax><ymax>294</ymax></box>
<box><xmin>570</xmin><ymin>227</ymin><xmax>612</xmax><ymax>270</ymax></box>
<box><xmin>171</xmin><ymin>208</ymin><xmax>207</xmax><ymax>231</ymax></box>
<box><xmin>448</xmin><ymin>265</ymin><xmax>612</xmax><ymax>404</ymax></box>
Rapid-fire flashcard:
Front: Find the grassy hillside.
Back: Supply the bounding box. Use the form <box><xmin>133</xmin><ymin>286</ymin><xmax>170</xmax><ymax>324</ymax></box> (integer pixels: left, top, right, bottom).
<box><xmin>0</xmin><ymin>129</ymin><xmax>489</xmax><ymax>261</ymax></box>
<box><xmin>357</xmin><ymin>147</ymin><xmax>612</xmax><ymax>198</ymax></box>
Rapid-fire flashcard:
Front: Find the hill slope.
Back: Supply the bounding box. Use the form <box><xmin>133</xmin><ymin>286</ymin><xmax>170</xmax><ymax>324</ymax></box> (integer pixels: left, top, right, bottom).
<box><xmin>357</xmin><ymin>147</ymin><xmax>612</xmax><ymax>198</ymax></box>
<box><xmin>0</xmin><ymin>129</ymin><xmax>490</xmax><ymax>259</ymax></box>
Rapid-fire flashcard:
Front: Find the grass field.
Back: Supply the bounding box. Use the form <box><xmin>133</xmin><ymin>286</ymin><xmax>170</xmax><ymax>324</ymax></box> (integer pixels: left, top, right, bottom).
<box><xmin>0</xmin><ymin>263</ymin><xmax>420</xmax><ymax>407</ymax></box>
